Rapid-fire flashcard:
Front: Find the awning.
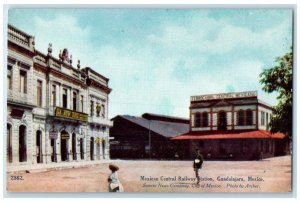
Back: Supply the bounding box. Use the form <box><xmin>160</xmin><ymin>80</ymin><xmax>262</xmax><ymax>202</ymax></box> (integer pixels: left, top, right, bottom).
<box><xmin>171</xmin><ymin>130</ymin><xmax>287</xmax><ymax>140</ymax></box>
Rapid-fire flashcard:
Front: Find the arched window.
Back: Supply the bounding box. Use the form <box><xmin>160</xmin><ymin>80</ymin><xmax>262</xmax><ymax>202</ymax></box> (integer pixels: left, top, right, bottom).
<box><xmin>238</xmin><ymin>110</ymin><xmax>245</xmax><ymax>126</ymax></box>
<box><xmin>246</xmin><ymin>109</ymin><xmax>253</xmax><ymax>125</ymax></box>
<box><xmin>202</xmin><ymin>112</ymin><xmax>208</xmax><ymax>127</ymax></box>
<box><xmin>194</xmin><ymin>113</ymin><xmax>201</xmax><ymax>127</ymax></box>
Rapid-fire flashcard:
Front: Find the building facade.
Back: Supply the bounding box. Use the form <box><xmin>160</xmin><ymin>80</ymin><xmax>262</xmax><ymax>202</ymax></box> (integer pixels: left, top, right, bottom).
<box><xmin>172</xmin><ymin>91</ymin><xmax>290</xmax><ymax>160</ymax></box>
<box><xmin>110</xmin><ymin>113</ymin><xmax>189</xmax><ymax>160</ymax></box>
<box><xmin>6</xmin><ymin>24</ymin><xmax>112</xmax><ymax>170</ymax></box>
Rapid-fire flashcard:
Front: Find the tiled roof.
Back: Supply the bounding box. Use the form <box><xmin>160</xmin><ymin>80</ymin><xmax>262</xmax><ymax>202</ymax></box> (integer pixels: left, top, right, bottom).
<box><xmin>171</xmin><ymin>130</ymin><xmax>287</xmax><ymax>140</ymax></box>
<box><xmin>142</xmin><ymin>113</ymin><xmax>189</xmax><ymax>124</ymax></box>
<box><xmin>118</xmin><ymin>115</ymin><xmax>189</xmax><ymax>138</ymax></box>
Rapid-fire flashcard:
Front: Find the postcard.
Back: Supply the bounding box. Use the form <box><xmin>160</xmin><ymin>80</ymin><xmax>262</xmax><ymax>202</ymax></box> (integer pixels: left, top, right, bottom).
<box><xmin>4</xmin><ymin>6</ymin><xmax>293</xmax><ymax>194</ymax></box>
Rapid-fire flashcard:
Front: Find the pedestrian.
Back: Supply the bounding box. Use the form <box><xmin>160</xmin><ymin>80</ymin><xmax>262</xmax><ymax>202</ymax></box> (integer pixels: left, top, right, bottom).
<box><xmin>108</xmin><ymin>164</ymin><xmax>124</xmax><ymax>192</ymax></box>
<box><xmin>193</xmin><ymin>149</ymin><xmax>204</xmax><ymax>184</ymax></box>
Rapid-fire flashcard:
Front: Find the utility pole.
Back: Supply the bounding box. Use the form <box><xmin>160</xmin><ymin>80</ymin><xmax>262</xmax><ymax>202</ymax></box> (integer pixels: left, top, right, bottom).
<box><xmin>148</xmin><ymin>120</ymin><xmax>151</xmax><ymax>160</ymax></box>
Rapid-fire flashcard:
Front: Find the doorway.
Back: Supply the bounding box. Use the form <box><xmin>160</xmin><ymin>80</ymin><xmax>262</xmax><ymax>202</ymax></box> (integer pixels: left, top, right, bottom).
<box><xmin>51</xmin><ymin>139</ymin><xmax>57</xmax><ymax>162</ymax></box>
<box><xmin>36</xmin><ymin>130</ymin><xmax>43</xmax><ymax>163</ymax></box>
<box><xmin>72</xmin><ymin>133</ymin><xmax>77</xmax><ymax>160</ymax></box>
<box><xmin>7</xmin><ymin>124</ymin><xmax>12</xmax><ymax>163</ymax></box>
<box><xmin>60</xmin><ymin>130</ymin><xmax>69</xmax><ymax>161</ymax></box>
<box><xmin>90</xmin><ymin>137</ymin><xmax>94</xmax><ymax>161</ymax></box>
<box><xmin>19</xmin><ymin>125</ymin><xmax>27</xmax><ymax>162</ymax></box>
<box><xmin>102</xmin><ymin>139</ymin><xmax>106</xmax><ymax>159</ymax></box>
<box><xmin>218</xmin><ymin>111</ymin><xmax>227</xmax><ymax>131</ymax></box>
<box><xmin>80</xmin><ymin>138</ymin><xmax>84</xmax><ymax>160</ymax></box>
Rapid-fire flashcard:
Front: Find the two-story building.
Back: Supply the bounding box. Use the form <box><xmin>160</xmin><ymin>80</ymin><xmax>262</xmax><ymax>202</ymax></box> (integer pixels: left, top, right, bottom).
<box><xmin>6</xmin><ymin>24</ymin><xmax>112</xmax><ymax>170</ymax></box>
<box><xmin>172</xmin><ymin>91</ymin><xmax>290</xmax><ymax>160</ymax></box>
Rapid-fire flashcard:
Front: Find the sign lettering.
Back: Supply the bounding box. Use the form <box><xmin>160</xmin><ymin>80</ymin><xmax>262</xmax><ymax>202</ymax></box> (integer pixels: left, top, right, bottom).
<box><xmin>61</xmin><ymin>132</ymin><xmax>70</xmax><ymax>140</ymax></box>
<box><xmin>55</xmin><ymin>107</ymin><xmax>88</xmax><ymax>122</ymax></box>
<box><xmin>49</xmin><ymin>132</ymin><xmax>58</xmax><ymax>139</ymax></box>
<box><xmin>191</xmin><ymin>91</ymin><xmax>257</xmax><ymax>102</ymax></box>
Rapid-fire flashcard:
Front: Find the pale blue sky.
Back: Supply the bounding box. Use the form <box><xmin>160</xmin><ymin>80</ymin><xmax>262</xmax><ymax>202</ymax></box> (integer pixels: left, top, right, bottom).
<box><xmin>8</xmin><ymin>8</ymin><xmax>293</xmax><ymax>118</ymax></box>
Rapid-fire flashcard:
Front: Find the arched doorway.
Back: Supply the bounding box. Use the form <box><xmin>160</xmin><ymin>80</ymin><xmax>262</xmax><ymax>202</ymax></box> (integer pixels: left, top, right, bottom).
<box><xmin>90</xmin><ymin>137</ymin><xmax>94</xmax><ymax>161</ymax></box>
<box><xmin>19</xmin><ymin>125</ymin><xmax>27</xmax><ymax>162</ymax></box>
<box><xmin>72</xmin><ymin>133</ymin><xmax>77</xmax><ymax>160</ymax></box>
<box><xmin>80</xmin><ymin>138</ymin><xmax>84</xmax><ymax>160</ymax></box>
<box><xmin>102</xmin><ymin>139</ymin><xmax>106</xmax><ymax>159</ymax></box>
<box><xmin>51</xmin><ymin>139</ymin><xmax>57</xmax><ymax>162</ymax></box>
<box><xmin>36</xmin><ymin>130</ymin><xmax>43</xmax><ymax>163</ymax></box>
<box><xmin>218</xmin><ymin>111</ymin><xmax>227</xmax><ymax>131</ymax></box>
<box><xmin>7</xmin><ymin>124</ymin><xmax>12</xmax><ymax>163</ymax></box>
<box><xmin>60</xmin><ymin>130</ymin><xmax>69</xmax><ymax>161</ymax></box>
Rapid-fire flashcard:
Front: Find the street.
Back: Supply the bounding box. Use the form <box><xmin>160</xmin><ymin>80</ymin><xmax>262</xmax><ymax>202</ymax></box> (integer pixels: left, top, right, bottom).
<box><xmin>6</xmin><ymin>155</ymin><xmax>291</xmax><ymax>193</ymax></box>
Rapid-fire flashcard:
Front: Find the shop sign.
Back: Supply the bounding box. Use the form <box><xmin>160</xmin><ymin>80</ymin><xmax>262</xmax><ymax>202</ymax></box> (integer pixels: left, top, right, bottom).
<box><xmin>55</xmin><ymin>107</ymin><xmax>88</xmax><ymax>122</ymax></box>
<box><xmin>61</xmin><ymin>132</ymin><xmax>70</xmax><ymax>140</ymax></box>
<box><xmin>49</xmin><ymin>131</ymin><xmax>58</xmax><ymax>139</ymax></box>
<box><xmin>191</xmin><ymin>91</ymin><xmax>257</xmax><ymax>102</ymax></box>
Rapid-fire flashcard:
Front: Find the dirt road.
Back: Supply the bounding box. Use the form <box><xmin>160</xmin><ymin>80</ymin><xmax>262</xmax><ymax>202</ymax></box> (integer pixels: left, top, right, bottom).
<box><xmin>6</xmin><ymin>155</ymin><xmax>292</xmax><ymax>193</ymax></box>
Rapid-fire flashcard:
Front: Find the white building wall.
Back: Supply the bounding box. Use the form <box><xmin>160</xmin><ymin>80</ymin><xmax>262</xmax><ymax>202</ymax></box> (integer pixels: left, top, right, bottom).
<box><xmin>191</xmin><ymin>112</ymin><xmax>194</xmax><ymax>127</ymax></box>
<box><xmin>191</xmin><ymin>108</ymin><xmax>210</xmax><ymax>113</ymax></box>
<box><xmin>212</xmin><ymin>113</ymin><xmax>217</xmax><ymax>126</ymax></box>
<box><xmin>192</xmin><ymin>127</ymin><xmax>210</xmax><ymax>131</ymax></box>
<box><xmin>212</xmin><ymin>106</ymin><xmax>232</xmax><ymax>112</ymax></box>
<box><xmin>258</xmin><ymin>105</ymin><xmax>273</xmax><ymax>130</ymax></box>
<box><xmin>234</xmin><ymin>105</ymin><xmax>256</xmax><ymax>111</ymax></box>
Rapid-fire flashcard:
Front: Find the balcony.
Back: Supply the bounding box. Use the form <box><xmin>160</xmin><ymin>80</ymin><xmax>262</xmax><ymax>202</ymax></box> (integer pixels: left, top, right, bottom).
<box><xmin>7</xmin><ymin>90</ymin><xmax>35</xmax><ymax>108</ymax></box>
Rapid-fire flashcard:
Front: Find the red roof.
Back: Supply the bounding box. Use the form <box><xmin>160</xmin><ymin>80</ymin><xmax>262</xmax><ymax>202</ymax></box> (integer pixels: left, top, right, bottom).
<box><xmin>171</xmin><ymin>130</ymin><xmax>287</xmax><ymax>140</ymax></box>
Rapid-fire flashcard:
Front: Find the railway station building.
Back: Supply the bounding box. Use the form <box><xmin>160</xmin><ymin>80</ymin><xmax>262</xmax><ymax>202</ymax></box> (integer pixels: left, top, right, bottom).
<box><xmin>172</xmin><ymin>91</ymin><xmax>290</xmax><ymax>160</ymax></box>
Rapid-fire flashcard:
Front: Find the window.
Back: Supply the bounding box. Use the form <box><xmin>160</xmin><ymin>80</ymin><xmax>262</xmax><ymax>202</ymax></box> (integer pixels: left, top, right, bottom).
<box><xmin>194</xmin><ymin>113</ymin><xmax>201</xmax><ymax>127</ymax></box>
<box><xmin>96</xmin><ymin>103</ymin><xmax>101</xmax><ymax>117</ymax></box>
<box><xmin>238</xmin><ymin>110</ymin><xmax>245</xmax><ymax>126</ymax></box>
<box><xmin>37</xmin><ymin>80</ymin><xmax>42</xmax><ymax>107</ymax></box>
<box><xmin>202</xmin><ymin>112</ymin><xmax>208</xmax><ymax>127</ymax></box>
<box><xmin>80</xmin><ymin>95</ymin><xmax>84</xmax><ymax>112</ymax></box>
<box><xmin>102</xmin><ymin>104</ymin><xmax>105</xmax><ymax>118</ymax></box>
<box><xmin>246</xmin><ymin>109</ymin><xmax>253</xmax><ymax>125</ymax></box>
<box><xmin>194</xmin><ymin>112</ymin><xmax>208</xmax><ymax>128</ymax></box>
<box><xmin>62</xmin><ymin>88</ymin><xmax>68</xmax><ymax>108</ymax></box>
<box><xmin>19</xmin><ymin>70</ymin><xmax>27</xmax><ymax>94</ymax></box>
<box><xmin>90</xmin><ymin>100</ymin><xmax>94</xmax><ymax>116</ymax></box>
<box><xmin>52</xmin><ymin>85</ymin><xmax>56</xmax><ymax>106</ymax></box>
<box><xmin>73</xmin><ymin>91</ymin><xmax>77</xmax><ymax>111</ymax></box>
<box><xmin>7</xmin><ymin>66</ymin><xmax>12</xmax><ymax>90</ymax></box>
<box><xmin>218</xmin><ymin>111</ymin><xmax>227</xmax><ymax>130</ymax></box>
<box><xmin>261</xmin><ymin>111</ymin><xmax>265</xmax><ymax>126</ymax></box>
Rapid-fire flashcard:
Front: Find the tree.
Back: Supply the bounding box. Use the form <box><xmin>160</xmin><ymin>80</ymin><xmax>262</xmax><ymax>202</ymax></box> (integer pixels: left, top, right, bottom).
<box><xmin>259</xmin><ymin>48</ymin><xmax>293</xmax><ymax>137</ymax></box>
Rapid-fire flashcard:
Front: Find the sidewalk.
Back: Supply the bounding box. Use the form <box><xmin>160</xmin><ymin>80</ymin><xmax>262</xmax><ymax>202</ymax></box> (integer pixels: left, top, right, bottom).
<box><xmin>6</xmin><ymin>159</ymin><xmax>114</xmax><ymax>174</ymax></box>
